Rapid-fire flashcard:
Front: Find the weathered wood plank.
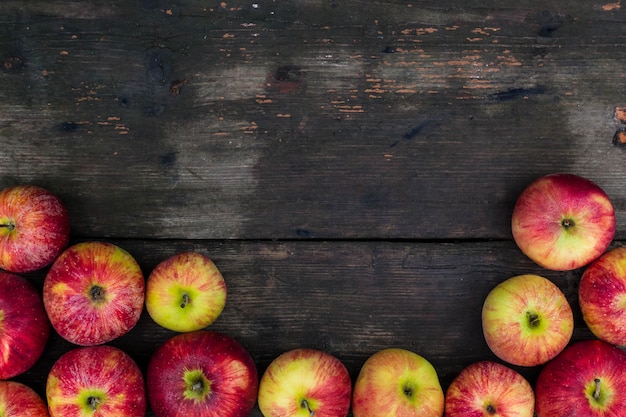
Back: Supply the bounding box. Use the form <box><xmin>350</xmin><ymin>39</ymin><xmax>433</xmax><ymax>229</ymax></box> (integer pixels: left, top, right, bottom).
<box><xmin>15</xmin><ymin>239</ymin><xmax>595</xmax><ymax>416</ymax></box>
<box><xmin>1</xmin><ymin>1</ymin><xmax>626</xmax><ymax>240</ymax></box>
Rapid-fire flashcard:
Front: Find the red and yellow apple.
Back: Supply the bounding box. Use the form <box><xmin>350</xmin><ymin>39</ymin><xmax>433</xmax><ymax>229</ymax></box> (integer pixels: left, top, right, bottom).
<box><xmin>46</xmin><ymin>345</ymin><xmax>146</xmax><ymax>417</ymax></box>
<box><xmin>258</xmin><ymin>348</ymin><xmax>351</xmax><ymax>417</ymax></box>
<box><xmin>43</xmin><ymin>241</ymin><xmax>145</xmax><ymax>346</ymax></box>
<box><xmin>146</xmin><ymin>251</ymin><xmax>227</xmax><ymax>332</ymax></box>
<box><xmin>511</xmin><ymin>173</ymin><xmax>615</xmax><ymax>271</ymax></box>
<box><xmin>147</xmin><ymin>330</ymin><xmax>258</xmax><ymax>417</ymax></box>
<box><xmin>579</xmin><ymin>246</ymin><xmax>626</xmax><ymax>345</ymax></box>
<box><xmin>535</xmin><ymin>339</ymin><xmax>626</xmax><ymax>417</ymax></box>
<box><xmin>445</xmin><ymin>360</ymin><xmax>535</xmax><ymax>417</ymax></box>
<box><xmin>0</xmin><ymin>271</ymin><xmax>50</xmax><ymax>380</ymax></box>
<box><xmin>0</xmin><ymin>380</ymin><xmax>49</xmax><ymax>417</ymax></box>
<box><xmin>351</xmin><ymin>348</ymin><xmax>444</xmax><ymax>417</ymax></box>
<box><xmin>0</xmin><ymin>185</ymin><xmax>70</xmax><ymax>273</ymax></box>
<box><xmin>482</xmin><ymin>274</ymin><xmax>573</xmax><ymax>367</ymax></box>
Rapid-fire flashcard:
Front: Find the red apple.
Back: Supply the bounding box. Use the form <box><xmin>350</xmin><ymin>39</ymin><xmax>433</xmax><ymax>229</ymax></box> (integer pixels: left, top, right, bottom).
<box><xmin>579</xmin><ymin>247</ymin><xmax>626</xmax><ymax>346</ymax></box>
<box><xmin>0</xmin><ymin>380</ymin><xmax>49</xmax><ymax>417</ymax></box>
<box><xmin>511</xmin><ymin>173</ymin><xmax>615</xmax><ymax>271</ymax></box>
<box><xmin>0</xmin><ymin>271</ymin><xmax>50</xmax><ymax>380</ymax></box>
<box><xmin>146</xmin><ymin>251</ymin><xmax>227</xmax><ymax>332</ymax></box>
<box><xmin>42</xmin><ymin>241</ymin><xmax>145</xmax><ymax>346</ymax></box>
<box><xmin>0</xmin><ymin>185</ymin><xmax>69</xmax><ymax>273</ymax></box>
<box><xmin>147</xmin><ymin>330</ymin><xmax>258</xmax><ymax>417</ymax></box>
<box><xmin>535</xmin><ymin>339</ymin><xmax>626</xmax><ymax>417</ymax></box>
<box><xmin>46</xmin><ymin>345</ymin><xmax>146</xmax><ymax>417</ymax></box>
<box><xmin>445</xmin><ymin>360</ymin><xmax>535</xmax><ymax>417</ymax></box>
<box><xmin>351</xmin><ymin>348</ymin><xmax>444</xmax><ymax>417</ymax></box>
<box><xmin>258</xmin><ymin>348</ymin><xmax>351</xmax><ymax>417</ymax></box>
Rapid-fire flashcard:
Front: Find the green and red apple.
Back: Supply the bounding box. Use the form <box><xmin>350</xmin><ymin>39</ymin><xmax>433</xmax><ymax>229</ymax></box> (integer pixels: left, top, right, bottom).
<box><xmin>146</xmin><ymin>251</ymin><xmax>226</xmax><ymax>332</ymax></box>
<box><xmin>579</xmin><ymin>247</ymin><xmax>626</xmax><ymax>346</ymax></box>
<box><xmin>445</xmin><ymin>360</ymin><xmax>535</xmax><ymax>417</ymax></box>
<box><xmin>43</xmin><ymin>241</ymin><xmax>145</xmax><ymax>346</ymax></box>
<box><xmin>535</xmin><ymin>339</ymin><xmax>626</xmax><ymax>417</ymax></box>
<box><xmin>46</xmin><ymin>345</ymin><xmax>146</xmax><ymax>417</ymax></box>
<box><xmin>482</xmin><ymin>274</ymin><xmax>573</xmax><ymax>367</ymax></box>
<box><xmin>147</xmin><ymin>330</ymin><xmax>258</xmax><ymax>417</ymax></box>
<box><xmin>258</xmin><ymin>348</ymin><xmax>351</xmax><ymax>417</ymax></box>
<box><xmin>0</xmin><ymin>271</ymin><xmax>50</xmax><ymax>380</ymax></box>
<box><xmin>0</xmin><ymin>185</ymin><xmax>70</xmax><ymax>273</ymax></box>
<box><xmin>351</xmin><ymin>348</ymin><xmax>444</xmax><ymax>417</ymax></box>
<box><xmin>511</xmin><ymin>173</ymin><xmax>615</xmax><ymax>271</ymax></box>
<box><xmin>0</xmin><ymin>380</ymin><xmax>49</xmax><ymax>417</ymax></box>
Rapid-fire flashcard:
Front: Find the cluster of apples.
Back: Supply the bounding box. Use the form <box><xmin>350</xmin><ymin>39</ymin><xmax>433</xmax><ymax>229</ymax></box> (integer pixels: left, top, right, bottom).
<box><xmin>0</xmin><ymin>185</ymin><xmax>256</xmax><ymax>417</ymax></box>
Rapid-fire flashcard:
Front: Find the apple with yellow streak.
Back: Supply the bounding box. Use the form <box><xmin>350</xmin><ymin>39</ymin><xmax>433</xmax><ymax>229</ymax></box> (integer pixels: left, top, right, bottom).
<box><xmin>146</xmin><ymin>252</ymin><xmax>226</xmax><ymax>332</ymax></box>
<box><xmin>482</xmin><ymin>274</ymin><xmax>573</xmax><ymax>367</ymax></box>
<box><xmin>351</xmin><ymin>348</ymin><xmax>444</xmax><ymax>417</ymax></box>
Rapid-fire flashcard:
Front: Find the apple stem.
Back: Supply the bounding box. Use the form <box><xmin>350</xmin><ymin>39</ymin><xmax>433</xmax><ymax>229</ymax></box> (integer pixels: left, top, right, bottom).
<box><xmin>301</xmin><ymin>399</ymin><xmax>314</xmax><ymax>417</ymax></box>
<box><xmin>0</xmin><ymin>222</ymin><xmax>15</xmax><ymax>231</ymax></box>
<box><xmin>88</xmin><ymin>396</ymin><xmax>100</xmax><ymax>412</ymax></box>
<box><xmin>593</xmin><ymin>378</ymin><xmax>601</xmax><ymax>400</ymax></box>
<box><xmin>561</xmin><ymin>218</ymin><xmax>575</xmax><ymax>229</ymax></box>
<box><xmin>486</xmin><ymin>404</ymin><xmax>496</xmax><ymax>415</ymax></box>
<box><xmin>180</xmin><ymin>293</ymin><xmax>191</xmax><ymax>308</ymax></box>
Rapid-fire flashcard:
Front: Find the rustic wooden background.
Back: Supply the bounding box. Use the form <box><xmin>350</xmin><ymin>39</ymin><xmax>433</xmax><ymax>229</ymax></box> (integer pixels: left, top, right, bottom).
<box><xmin>2</xmin><ymin>0</ymin><xmax>625</xmax><ymax>415</ymax></box>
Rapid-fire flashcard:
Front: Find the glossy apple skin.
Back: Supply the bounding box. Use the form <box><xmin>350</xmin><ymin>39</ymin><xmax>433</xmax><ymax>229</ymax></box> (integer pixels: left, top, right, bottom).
<box><xmin>352</xmin><ymin>348</ymin><xmax>444</xmax><ymax>417</ymax></box>
<box><xmin>0</xmin><ymin>272</ymin><xmax>50</xmax><ymax>380</ymax></box>
<box><xmin>146</xmin><ymin>251</ymin><xmax>227</xmax><ymax>332</ymax></box>
<box><xmin>0</xmin><ymin>380</ymin><xmax>49</xmax><ymax>417</ymax></box>
<box><xmin>258</xmin><ymin>348</ymin><xmax>351</xmax><ymax>417</ymax></box>
<box><xmin>147</xmin><ymin>330</ymin><xmax>258</xmax><ymax>417</ymax></box>
<box><xmin>43</xmin><ymin>241</ymin><xmax>145</xmax><ymax>346</ymax></box>
<box><xmin>0</xmin><ymin>185</ymin><xmax>70</xmax><ymax>273</ymax></box>
<box><xmin>46</xmin><ymin>345</ymin><xmax>146</xmax><ymax>417</ymax></box>
<box><xmin>535</xmin><ymin>339</ymin><xmax>626</xmax><ymax>417</ymax></box>
<box><xmin>445</xmin><ymin>360</ymin><xmax>535</xmax><ymax>417</ymax></box>
<box><xmin>482</xmin><ymin>274</ymin><xmax>573</xmax><ymax>367</ymax></box>
<box><xmin>511</xmin><ymin>173</ymin><xmax>615</xmax><ymax>271</ymax></box>
<box><xmin>579</xmin><ymin>247</ymin><xmax>626</xmax><ymax>345</ymax></box>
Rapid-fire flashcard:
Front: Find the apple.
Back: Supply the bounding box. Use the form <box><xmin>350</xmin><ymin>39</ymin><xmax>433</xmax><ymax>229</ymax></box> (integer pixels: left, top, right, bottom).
<box><xmin>579</xmin><ymin>246</ymin><xmax>626</xmax><ymax>346</ymax></box>
<box><xmin>445</xmin><ymin>360</ymin><xmax>535</xmax><ymax>417</ymax></box>
<box><xmin>258</xmin><ymin>348</ymin><xmax>351</xmax><ymax>417</ymax></box>
<box><xmin>0</xmin><ymin>185</ymin><xmax>70</xmax><ymax>273</ymax></box>
<box><xmin>482</xmin><ymin>274</ymin><xmax>573</xmax><ymax>367</ymax></box>
<box><xmin>0</xmin><ymin>271</ymin><xmax>50</xmax><ymax>380</ymax></box>
<box><xmin>146</xmin><ymin>251</ymin><xmax>227</xmax><ymax>332</ymax></box>
<box><xmin>147</xmin><ymin>330</ymin><xmax>258</xmax><ymax>417</ymax></box>
<box><xmin>511</xmin><ymin>173</ymin><xmax>615</xmax><ymax>271</ymax></box>
<box><xmin>42</xmin><ymin>241</ymin><xmax>145</xmax><ymax>346</ymax></box>
<box><xmin>535</xmin><ymin>339</ymin><xmax>626</xmax><ymax>417</ymax></box>
<box><xmin>351</xmin><ymin>348</ymin><xmax>444</xmax><ymax>417</ymax></box>
<box><xmin>46</xmin><ymin>345</ymin><xmax>146</xmax><ymax>417</ymax></box>
<box><xmin>0</xmin><ymin>380</ymin><xmax>49</xmax><ymax>417</ymax></box>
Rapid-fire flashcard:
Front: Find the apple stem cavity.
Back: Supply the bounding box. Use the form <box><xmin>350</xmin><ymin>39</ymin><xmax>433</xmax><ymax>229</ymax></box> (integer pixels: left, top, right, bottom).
<box><xmin>0</xmin><ymin>221</ymin><xmax>15</xmax><ymax>231</ymax></box>
<box><xmin>90</xmin><ymin>285</ymin><xmax>106</xmax><ymax>302</ymax></box>
<box><xmin>593</xmin><ymin>378</ymin><xmax>601</xmax><ymax>400</ymax></box>
<box><xmin>526</xmin><ymin>311</ymin><xmax>540</xmax><ymax>328</ymax></box>
<box><xmin>486</xmin><ymin>404</ymin><xmax>496</xmax><ymax>415</ymax></box>
<box><xmin>180</xmin><ymin>293</ymin><xmax>191</xmax><ymax>309</ymax></box>
<box><xmin>87</xmin><ymin>396</ymin><xmax>101</xmax><ymax>412</ymax></box>
<box><xmin>301</xmin><ymin>399</ymin><xmax>315</xmax><ymax>417</ymax></box>
<box><xmin>561</xmin><ymin>218</ymin><xmax>575</xmax><ymax>229</ymax></box>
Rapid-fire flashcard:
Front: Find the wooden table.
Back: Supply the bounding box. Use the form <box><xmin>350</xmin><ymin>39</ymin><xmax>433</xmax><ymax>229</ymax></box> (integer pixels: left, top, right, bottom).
<box><xmin>2</xmin><ymin>1</ymin><xmax>624</xmax><ymax>415</ymax></box>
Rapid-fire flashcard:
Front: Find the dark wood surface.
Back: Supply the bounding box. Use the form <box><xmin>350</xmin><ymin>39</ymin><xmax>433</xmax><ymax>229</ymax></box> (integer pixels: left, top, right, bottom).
<box><xmin>2</xmin><ymin>1</ymin><xmax>625</xmax><ymax>415</ymax></box>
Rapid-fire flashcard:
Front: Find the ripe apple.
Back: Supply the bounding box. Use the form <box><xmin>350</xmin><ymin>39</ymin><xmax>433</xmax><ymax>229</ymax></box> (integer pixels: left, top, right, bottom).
<box><xmin>147</xmin><ymin>330</ymin><xmax>258</xmax><ymax>417</ymax></box>
<box><xmin>579</xmin><ymin>247</ymin><xmax>626</xmax><ymax>345</ymax></box>
<box><xmin>351</xmin><ymin>348</ymin><xmax>444</xmax><ymax>417</ymax></box>
<box><xmin>0</xmin><ymin>380</ymin><xmax>49</xmax><ymax>417</ymax></box>
<box><xmin>0</xmin><ymin>271</ymin><xmax>50</xmax><ymax>380</ymax></box>
<box><xmin>0</xmin><ymin>184</ymin><xmax>70</xmax><ymax>273</ymax></box>
<box><xmin>535</xmin><ymin>339</ymin><xmax>626</xmax><ymax>417</ymax></box>
<box><xmin>258</xmin><ymin>348</ymin><xmax>351</xmax><ymax>417</ymax></box>
<box><xmin>445</xmin><ymin>360</ymin><xmax>535</xmax><ymax>417</ymax></box>
<box><xmin>146</xmin><ymin>251</ymin><xmax>227</xmax><ymax>332</ymax></box>
<box><xmin>482</xmin><ymin>274</ymin><xmax>573</xmax><ymax>367</ymax></box>
<box><xmin>42</xmin><ymin>241</ymin><xmax>145</xmax><ymax>346</ymax></box>
<box><xmin>46</xmin><ymin>345</ymin><xmax>146</xmax><ymax>417</ymax></box>
<box><xmin>511</xmin><ymin>173</ymin><xmax>615</xmax><ymax>271</ymax></box>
